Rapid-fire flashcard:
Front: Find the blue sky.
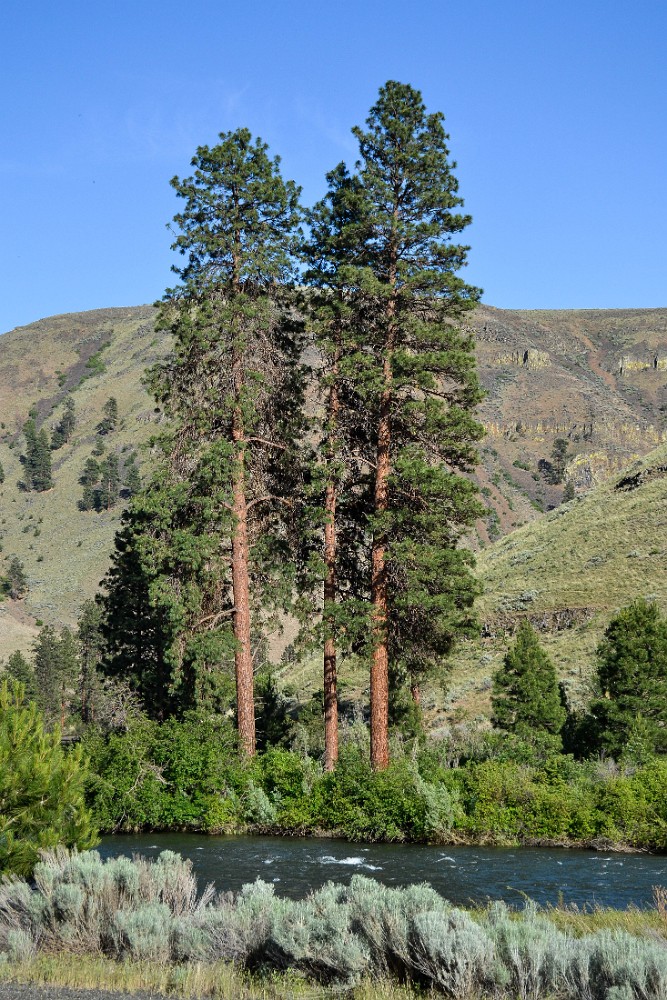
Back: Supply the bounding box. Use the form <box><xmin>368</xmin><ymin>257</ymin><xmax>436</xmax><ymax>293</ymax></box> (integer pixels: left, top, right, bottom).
<box><xmin>2</xmin><ymin>0</ymin><xmax>665</xmax><ymax>332</ymax></box>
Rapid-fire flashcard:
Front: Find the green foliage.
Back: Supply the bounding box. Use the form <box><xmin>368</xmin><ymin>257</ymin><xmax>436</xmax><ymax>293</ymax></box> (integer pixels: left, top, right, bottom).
<box><xmin>5</xmin><ymin>555</ymin><xmax>27</xmax><ymax>599</ymax></box>
<box><xmin>51</xmin><ymin>396</ymin><xmax>76</xmax><ymax>450</ymax></box>
<box><xmin>97</xmin><ymin>397</ymin><xmax>118</xmax><ymax>436</ymax></box>
<box><xmin>4</xmin><ymin>650</ymin><xmax>36</xmax><ymax>701</ymax></box>
<box><xmin>492</xmin><ymin>622</ymin><xmax>566</xmax><ymax>738</ymax></box>
<box><xmin>550</xmin><ymin>437</ymin><xmax>570</xmax><ymax>484</ymax></box>
<box><xmin>33</xmin><ymin>625</ymin><xmax>79</xmax><ymax>727</ymax></box>
<box><xmin>0</xmin><ymin>681</ymin><xmax>98</xmax><ymax>875</ymax></box>
<box><xmin>101</xmin><ymin>128</ymin><xmax>310</xmax><ymax>725</ymax></box>
<box><xmin>0</xmin><ymin>460</ymin><xmax>4</xmax><ymax>484</ymax></box>
<box><xmin>589</xmin><ymin>599</ymin><xmax>667</xmax><ymax>757</ymax></box>
<box><xmin>84</xmin><ymin>343</ymin><xmax>109</xmax><ymax>377</ymax></box>
<box><xmin>21</xmin><ymin>418</ymin><xmax>53</xmax><ymax>491</ymax></box>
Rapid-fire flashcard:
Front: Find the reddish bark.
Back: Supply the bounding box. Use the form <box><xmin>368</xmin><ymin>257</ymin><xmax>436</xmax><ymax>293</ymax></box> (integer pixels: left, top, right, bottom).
<box><xmin>370</xmin><ymin>384</ymin><xmax>391</xmax><ymax>770</ymax></box>
<box><xmin>370</xmin><ymin>255</ymin><xmax>397</xmax><ymax>771</ymax></box>
<box><xmin>410</xmin><ymin>682</ymin><xmax>421</xmax><ymax>706</ymax></box>
<box><xmin>323</xmin><ymin>373</ymin><xmax>340</xmax><ymax>772</ymax></box>
<box><xmin>231</xmin><ymin>438</ymin><xmax>255</xmax><ymax>756</ymax></box>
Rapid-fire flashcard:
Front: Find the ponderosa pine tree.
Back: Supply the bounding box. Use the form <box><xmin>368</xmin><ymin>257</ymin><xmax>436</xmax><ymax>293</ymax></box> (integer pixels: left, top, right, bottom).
<box><xmin>333</xmin><ymin>82</ymin><xmax>484</xmax><ymax>768</ymax></box>
<box><xmin>491</xmin><ymin>621</ymin><xmax>566</xmax><ymax>738</ymax></box>
<box><xmin>103</xmin><ymin>129</ymin><xmax>306</xmax><ymax>751</ymax></box>
<box><xmin>304</xmin><ymin>164</ymin><xmax>376</xmax><ymax>770</ymax></box>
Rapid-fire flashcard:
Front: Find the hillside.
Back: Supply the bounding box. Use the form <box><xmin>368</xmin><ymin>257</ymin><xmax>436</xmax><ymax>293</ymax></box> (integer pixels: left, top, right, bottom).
<box><xmin>472</xmin><ymin>305</ymin><xmax>667</xmax><ymax>541</ymax></box>
<box><xmin>0</xmin><ymin>301</ymin><xmax>665</xmax><ymax>688</ymax></box>
<box><xmin>441</xmin><ymin>442</ymin><xmax>667</xmax><ymax>727</ymax></box>
<box><xmin>0</xmin><ymin>306</ymin><xmax>167</xmax><ymax>659</ymax></box>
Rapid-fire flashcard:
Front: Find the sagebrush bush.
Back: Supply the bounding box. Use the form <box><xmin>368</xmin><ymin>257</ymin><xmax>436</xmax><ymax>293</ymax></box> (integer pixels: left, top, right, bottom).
<box><xmin>5</xmin><ymin>851</ymin><xmax>667</xmax><ymax>998</ymax></box>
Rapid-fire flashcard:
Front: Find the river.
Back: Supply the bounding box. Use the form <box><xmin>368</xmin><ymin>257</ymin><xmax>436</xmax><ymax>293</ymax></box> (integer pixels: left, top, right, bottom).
<box><xmin>98</xmin><ymin>833</ymin><xmax>667</xmax><ymax>909</ymax></box>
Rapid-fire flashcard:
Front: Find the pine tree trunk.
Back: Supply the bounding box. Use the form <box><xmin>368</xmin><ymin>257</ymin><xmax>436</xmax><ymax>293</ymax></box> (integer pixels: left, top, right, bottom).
<box><xmin>370</xmin><ymin>385</ymin><xmax>391</xmax><ymax>770</ymax></box>
<box><xmin>231</xmin><ymin>437</ymin><xmax>255</xmax><ymax>755</ymax></box>
<box><xmin>231</xmin><ymin>310</ymin><xmax>255</xmax><ymax>755</ymax></box>
<box><xmin>370</xmin><ymin>266</ymin><xmax>397</xmax><ymax>771</ymax></box>
<box><xmin>323</xmin><ymin>370</ymin><xmax>340</xmax><ymax>772</ymax></box>
<box><xmin>410</xmin><ymin>682</ymin><xmax>421</xmax><ymax>705</ymax></box>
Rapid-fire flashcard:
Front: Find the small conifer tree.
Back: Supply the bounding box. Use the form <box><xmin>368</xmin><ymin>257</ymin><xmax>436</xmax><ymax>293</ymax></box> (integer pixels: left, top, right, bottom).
<box><xmin>492</xmin><ymin>621</ymin><xmax>566</xmax><ymax>737</ymax></box>
<box><xmin>51</xmin><ymin>396</ymin><xmax>76</xmax><ymax>449</ymax></box>
<box><xmin>5</xmin><ymin>650</ymin><xmax>36</xmax><ymax>702</ymax></box>
<box><xmin>97</xmin><ymin>397</ymin><xmax>118</xmax><ymax>435</ymax></box>
<box><xmin>590</xmin><ymin>599</ymin><xmax>667</xmax><ymax>756</ymax></box>
<box><xmin>7</xmin><ymin>556</ymin><xmax>28</xmax><ymax>599</ymax></box>
<box><xmin>0</xmin><ymin>680</ymin><xmax>97</xmax><ymax>875</ymax></box>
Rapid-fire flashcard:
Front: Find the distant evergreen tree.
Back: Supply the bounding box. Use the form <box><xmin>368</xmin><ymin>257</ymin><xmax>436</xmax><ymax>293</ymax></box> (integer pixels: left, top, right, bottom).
<box><xmin>33</xmin><ymin>428</ymin><xmax>53</xmax><ymax>490</ymax></box>
<box><xmin>100</xmin><ymin>517</ymin><xmax>173</xmax><ymax>719</ymax></box>
<box><xmin>7</xmin><ymin>556</ymin><xmax>27</xmax><ymax>599</ymax></box>
<box><xmin>492</xmin><ymin>621</ymin><xmax>566</xmax><ymax>737</ymax></box>
<box><xmin>125</xmin><ymin>462</ymin><xmax>141</xmax><ymax>497</ymax></box>
<box><xmin>550</xmin><ymin>438</ymin><xmax>570</xmax><ymax>484</ymax></box>
<box><xmin>77</xmin><ymin>600</ymin><xmax>104</xmax><ymax>724</ymax></box>
<box><xmin>5</xmin><ymin>650</ymin><xmax>36</xmax><ymax>702</ymax></box>
<box><xmin>81</xmin><ymin>457</ymin><xmax>100</xmax><ymax>487</ymax></box>
<box><xmin>21</xmin><ymin>419</ymin><xmax>52</xmax><ymax>491</ymax></box>
<box><xmin>97</xmin><ymin>397</ymin><xmax>118</xmax><ymax>435</ymax></box>
<box><xmin>51</xmin><ymin>396</ymin><xmax>76</xmax><ymax>449</ymax></box>
<box><xmin>0</xmin><ymin>460</ymin><xmax>5</xmax><ymax>485</ymax></box>
<box><xmin>79</xmin><ymin>456</ymin><xmax>101</xmax><ymax>510</ymax></box>
<box><xmin>563</xmin><ymin>479</ymin><xmax>576</xmax><ymax>501</ymax></box>
<box><xmin>92</xmin><ymin>437</ymin><xmax>105</xmax><ymax>456</ymax></box>
<box><xmin>33</xmin><ymin>626</ymin><xmax>79</xmax><ymax>728</ymax></box>
<box><xmin>98</xmin><ymin>452</ymin><xmax>120</xmax><ymax>510</ymax></box>
<box><xmin>589</xmin><ymin>599</ymin><xmax>667</xmax><ymax>756</ymax></box>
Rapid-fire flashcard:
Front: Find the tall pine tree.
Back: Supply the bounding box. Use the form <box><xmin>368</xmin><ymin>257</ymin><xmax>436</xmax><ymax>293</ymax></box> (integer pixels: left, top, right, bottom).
<box><xmin>316</xmin><ymin>82</ymin><xmax>484</xmax><ymax>768</ymax></box>
<box><xmin>304</xmin><ymin>164</ymin><xmax>377</xmax><ymax>770</ymax></box>
<box><xmin>103</xmin><ymin>129</ymin><xmax>307</xmax><ymax>750</ymax></box>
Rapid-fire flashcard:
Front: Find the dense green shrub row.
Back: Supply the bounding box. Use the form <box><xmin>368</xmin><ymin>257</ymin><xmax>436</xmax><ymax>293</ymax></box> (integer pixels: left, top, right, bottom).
<box><xmin>83</xmin><ymin>720</ymin><xmax>667</xmax><ymax>849</ymax></box>
<box><xmin>3</xmin><ymin>849</ymin><xmax>667</xmax><ymax>998</ymax></box>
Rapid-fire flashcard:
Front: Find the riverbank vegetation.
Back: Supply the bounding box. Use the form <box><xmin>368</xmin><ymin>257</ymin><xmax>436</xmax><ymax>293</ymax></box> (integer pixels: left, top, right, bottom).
<box><xmin>3</xmin><ymin>849</ymin><xmax>667</xmax><ymax>999</ymax></box>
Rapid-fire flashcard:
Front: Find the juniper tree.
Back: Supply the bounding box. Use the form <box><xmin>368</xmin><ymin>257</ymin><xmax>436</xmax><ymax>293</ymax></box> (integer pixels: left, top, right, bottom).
<box><xmin>332</xmin><ymin>82</ymin><xmax>484</xmax><ymax>768</ymax></box>
<box><xmin>491</xmin><ymin>621</ymin><xmax>566</xmax><ymax>738</ymax></box>
<box><xmin>103</xmin><ymin>129</ymin><xmax>306</xmax><ymax>750</ymax></box>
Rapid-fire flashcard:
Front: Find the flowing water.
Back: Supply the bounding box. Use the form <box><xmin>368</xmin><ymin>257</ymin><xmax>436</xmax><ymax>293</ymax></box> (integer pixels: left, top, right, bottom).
<box><xmin>99</xmin><ymin>833</ymin><xmax>667</xmax><ymax>909</ymax></box>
